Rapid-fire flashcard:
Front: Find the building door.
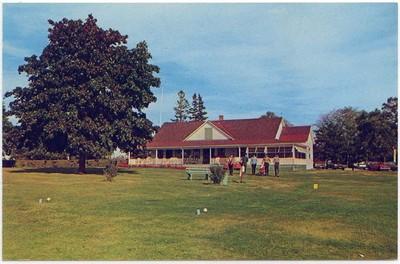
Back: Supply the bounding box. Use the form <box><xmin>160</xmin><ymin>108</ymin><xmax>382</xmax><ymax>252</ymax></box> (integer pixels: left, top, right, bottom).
<box><xmin>203</xmin><ymin>149</ymin><xmax>210</xmax><ymax>164</ymax></box>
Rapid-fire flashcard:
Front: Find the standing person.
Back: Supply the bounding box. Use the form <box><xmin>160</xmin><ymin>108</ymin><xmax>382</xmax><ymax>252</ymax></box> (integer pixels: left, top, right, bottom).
<box><xmin>227</xmin><ymin>155</ymin><xmax>234</xmax><ymax>176</ymax></box>
<box><xmin>239</xmin><ymin>156</ymin><xmax>246</xmax><ymax>183</ymax></box>
<box><xmin>273</xmin><ymin>155</ymin><xmax>280</xmax><ymax>177</ymax></box>
<box><xmin>263</xmin><ymin>155</ymin><xmax>271</xmax><ymax>176</ymax></box>
<box><xmin>243</xmin><ymin>154</ymin><xmax>249</xmax><ymax>173</ymax></box>
<box><xmin>250</xmin><ymin>155</ymin><xmax>257</xmax><ymax>175</ymax></box>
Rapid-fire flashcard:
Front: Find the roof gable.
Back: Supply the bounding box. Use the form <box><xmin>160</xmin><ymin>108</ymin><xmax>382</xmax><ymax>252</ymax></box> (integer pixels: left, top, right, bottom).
<box><xmin>184</xmin><ymin>121</ymin><xmax>233</xmax><ymax>141</ymax></box>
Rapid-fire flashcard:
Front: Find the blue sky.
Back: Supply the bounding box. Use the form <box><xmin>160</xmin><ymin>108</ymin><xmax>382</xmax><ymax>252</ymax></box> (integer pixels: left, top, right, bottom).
<box><xmin>3</xmin><ymin>3</ymin><xmax>398</xmax><ymax>126</ymax></box>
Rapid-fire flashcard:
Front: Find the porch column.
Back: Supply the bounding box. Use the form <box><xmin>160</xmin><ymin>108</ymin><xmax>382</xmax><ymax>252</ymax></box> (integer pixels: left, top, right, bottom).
<box><xmin>181</xmin><ymin>148</ymin><xmax>184</xmax><ymax>165</ymax></box>
<box><xmin>155</xmin><ymin>149</ymin><xmax>158</xmax><ymax>165</ymax></box>
<box><xmin>246</xmin><ymin>147</ymin><xmax>249</xmax><ymax>157</ymax></box>
<box><xmin>209</xmin><ymin>148</ymin><xmax>212</xmax><ymax>164</ymax></box>
<box><xmin>238</xmin><ymin>147</ymin><xmax>241</xmax><ymax>158</ymax></box>
<box><xmin>292</xmin><ymin>145</ymin><xmax>295</xmax><ymax>171</ymax></box>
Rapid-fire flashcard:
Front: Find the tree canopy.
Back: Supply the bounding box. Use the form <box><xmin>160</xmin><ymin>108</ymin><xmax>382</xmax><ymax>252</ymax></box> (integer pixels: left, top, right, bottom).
<box><xmin>4</xmin><ymin>15</ymin><xmax>160</xmax><ymax>173</ymax></box>
<box><xmin>188</xmin><ymin>93</ymin><xmax>207</xmax><ymax>121</ymax></box>
<box><xmin>260</xmin><ymin>111</ymin><xmax>293</xmax><ymax>126</ymax></box>
<box><xmin>314</xmin><ymin>98</ymin><xmax>398</xmax><ymax>164</ymax></box>
<box><xmin>314</xmin><ymin>107</ymin><xmax>359</xmax><ymax>164</ymax></box>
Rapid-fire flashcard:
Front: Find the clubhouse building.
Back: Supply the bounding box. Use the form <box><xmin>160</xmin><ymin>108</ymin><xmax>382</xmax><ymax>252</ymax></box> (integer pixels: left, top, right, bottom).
<box><xmin>129</xmin><ymin>116</ymin><xmax>314</xmax><ymax>169</ymax></box>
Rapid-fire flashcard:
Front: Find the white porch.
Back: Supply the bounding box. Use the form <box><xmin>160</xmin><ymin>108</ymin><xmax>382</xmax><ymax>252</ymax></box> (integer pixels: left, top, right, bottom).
<box><xmin>128</xmin><ymin>145</ymin><xmax>313</xmax><ymax>169</ymax></box>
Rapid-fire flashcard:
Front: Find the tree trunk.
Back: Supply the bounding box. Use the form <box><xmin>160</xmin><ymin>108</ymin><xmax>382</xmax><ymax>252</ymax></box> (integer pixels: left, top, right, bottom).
<box><xmin>78</xmin><ymin>153</ymin><xmax>87</xmax><ymax>174</ymax></box>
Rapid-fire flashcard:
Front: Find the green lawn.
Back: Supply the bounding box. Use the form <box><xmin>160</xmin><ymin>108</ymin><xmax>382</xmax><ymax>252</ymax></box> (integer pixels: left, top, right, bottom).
<box><xmin>3</xmin><ymin>167</ymin><xmax>397</xmax><ymax>260</ymax></box>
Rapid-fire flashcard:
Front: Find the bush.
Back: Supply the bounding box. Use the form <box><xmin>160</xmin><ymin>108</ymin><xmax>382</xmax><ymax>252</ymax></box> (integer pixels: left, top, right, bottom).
<box><xmin>104</xmin><ymin>159</ymin><xmax>118</xmax><ymax>182</ymax></box>
<box><xmin>209</xmin><ymin>165</ymin><xmax>225</xmax><ymax>184</ymax></box>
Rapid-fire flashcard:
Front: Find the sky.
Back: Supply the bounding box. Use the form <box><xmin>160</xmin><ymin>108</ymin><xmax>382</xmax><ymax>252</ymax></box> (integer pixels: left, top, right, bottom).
<box><xmin>3</xmin><ymin>3</ymin><xmax>398</xmax><ymax>126</ymax></box>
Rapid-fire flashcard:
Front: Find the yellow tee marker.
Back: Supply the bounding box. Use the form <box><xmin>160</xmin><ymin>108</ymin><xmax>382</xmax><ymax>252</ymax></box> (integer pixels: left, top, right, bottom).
<box><xmin>313</xmin><ymin>183</ymin><xmax>319</xmax><ymax>190</ymax></box>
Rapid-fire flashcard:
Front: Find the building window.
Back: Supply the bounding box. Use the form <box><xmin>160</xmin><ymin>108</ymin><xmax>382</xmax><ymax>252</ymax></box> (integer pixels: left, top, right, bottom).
<box><xmin>184</xmin><ymin>149</ymin><xmax>200</xmax><ymax>164</ymax></box>
<box><xmin>165</xmin><ymin>149</ymin><xmax>173</xmax><ymax>158</ymax></box>
<box><xmin>295</xmin><ymin>149</ymin><xmax>306</xmax><ymax>159</ymax></box>
<box><xmin>205</xmin><ymin>128</ymin><xmax>213</xmax><ymax>140</ymax></box>
<box><xmin>248</xmin><ymin>146</ymin><xmax>265</xmax><ymax>158</ymax></box>
<box><xmin>267</xmin><ymin>146</ymin><xmax>293</xmax><ymax>158</ymax></box>
<box><xmin>147</xmin><ymin>150</ymin><xmax>156</xmax><ymax>158</ymax></box>
<box><xmin>240</xmin><ymin>147</ymin><xmax>247</xmax><ymax>157</ymax></box>
<box><xmin>165</xmin><ymin>149</ymin><xmax>182</xmax><ymax>159</ymax></box>
<box><xmin>211</xmin><ymin>148</ymin><xmax>226</xmax><ymax>158</ymax></box>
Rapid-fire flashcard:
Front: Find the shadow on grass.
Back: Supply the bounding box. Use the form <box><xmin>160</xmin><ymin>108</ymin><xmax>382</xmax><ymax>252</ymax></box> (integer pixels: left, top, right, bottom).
<box><xmin>179</xmin><ymin>178</ymin><xmax>207</xmax><ymax>181</ymax></box>
<box><xmin>8</xmin><ymin>167</ymin><xmax>138</xmax><ymax>175</ymax></box>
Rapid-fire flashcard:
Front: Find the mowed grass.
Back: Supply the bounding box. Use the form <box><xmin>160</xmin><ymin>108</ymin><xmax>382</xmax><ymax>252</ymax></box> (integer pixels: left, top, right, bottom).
<box><xmin>3</xmin><ymin>167</ymin><xmax>397</xmax><ymax>260</ymax></box>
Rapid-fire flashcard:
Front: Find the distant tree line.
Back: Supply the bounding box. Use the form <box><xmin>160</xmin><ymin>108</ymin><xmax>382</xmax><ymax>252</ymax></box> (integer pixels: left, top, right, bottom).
<box><xmin>314</xmin><ymin>97</ymin><xmax>398</xmax><ymax>165</ymax></box>
<box><xmin>172</xmin><ymin>90</ymin><xmax>207</xmax><ymax>122</ymax></box>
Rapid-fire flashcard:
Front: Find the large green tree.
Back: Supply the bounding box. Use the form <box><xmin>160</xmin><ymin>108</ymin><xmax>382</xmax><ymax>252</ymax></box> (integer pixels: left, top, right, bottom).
<box><xmin>356</xmin><ymin>97</ymin><xmax>397</xmax><ymax>162</ymax></box>
<box><xmin>171</xmin><ymin>90</ymin><xmax>189</xmax><ymax>122</ymax></box>
<box><xmin>381</xmin><ymin>96</ymin><xmax>398</xmax><ymax>154</ymax></box>
<box><xmin>314</xmin><ymin>107</ymin><xmax>360</xmax><ymax>164</ymax></box>
<box><xmin>5</xmin><ymin>15</ymin><xmax>160</xmax><ymax>173</ymax></box>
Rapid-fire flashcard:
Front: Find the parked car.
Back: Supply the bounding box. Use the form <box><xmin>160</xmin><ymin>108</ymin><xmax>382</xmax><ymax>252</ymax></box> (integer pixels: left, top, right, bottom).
<box><xmin>326</xmin><ymin>160</ymin><xmax>346</xmax><ymax>170</ymax></box>
<box><xmin>353</xmin><ymin>161</ymin><xmax>367</xmax><ymax>170</ymax></box>
<box><xmin>367</xmin><ymin>162</ymin><xmax>391</xmax><ymax>171</ymax></box>
<box><xmin>383</xmin><ymin>162</ymin><xmax>397</xmax><ymax>171</ymax></box>
<box><xmin>314</xmin><ymin>160</ymin><xmax>326</xmax><ymax>169</ymax></box>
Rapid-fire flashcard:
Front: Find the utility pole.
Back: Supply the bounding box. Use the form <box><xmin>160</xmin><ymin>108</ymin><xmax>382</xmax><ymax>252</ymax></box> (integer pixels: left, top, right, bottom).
<box><xmin>159</xmin><ymin>86</ymin><xmax>164</xmax><ymax>127</ymax></box>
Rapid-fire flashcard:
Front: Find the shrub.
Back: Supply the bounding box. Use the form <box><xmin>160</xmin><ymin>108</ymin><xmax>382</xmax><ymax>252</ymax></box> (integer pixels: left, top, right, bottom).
<box><xmin>104</xmin><ymin>159</ymin><xmax>118</xmax><ymax>182</ymax></box>
<box><xmin>209</xmin><ymin>165</ymin><xmax>225</xmax><ymax>184</ymax></box>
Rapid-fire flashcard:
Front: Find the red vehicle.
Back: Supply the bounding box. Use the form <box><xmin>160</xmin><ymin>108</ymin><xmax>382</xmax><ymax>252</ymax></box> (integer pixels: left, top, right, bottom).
<box><xmin>384</xmin><ymin>162</ymin><xmax>398</xmax><ymax>171</ymax></box>
<box><xmin>117</xmin><ymin>160</ymin><xmax>129</xmax><ymax>168</ymax></box>
<box><xmin>367</xmin><ymin>162</ymin><xmax>391</xmax><ymax>171</ymax></box>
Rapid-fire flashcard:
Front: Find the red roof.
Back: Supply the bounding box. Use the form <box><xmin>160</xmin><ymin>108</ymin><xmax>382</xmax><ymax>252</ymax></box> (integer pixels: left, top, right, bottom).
<box><xmin>279</xmin><ymin>126</ymin><xmax>311</xmax><ymax>143</ymax></box>
<box><xmin>147</xmin><ymin>117</ymin><xmax>311</xmax><ymax>148</ymax></box>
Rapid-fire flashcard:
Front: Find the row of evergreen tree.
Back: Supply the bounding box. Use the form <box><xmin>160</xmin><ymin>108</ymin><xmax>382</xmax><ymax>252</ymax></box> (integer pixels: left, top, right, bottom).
<box><xmin>172</xmin><ymin>90</ymin><xmax>207</xmax><ymax>122</ymax></box>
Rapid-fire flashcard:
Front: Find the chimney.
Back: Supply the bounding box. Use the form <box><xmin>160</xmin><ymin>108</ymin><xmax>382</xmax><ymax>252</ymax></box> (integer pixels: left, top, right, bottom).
<box><xmin>218</xmin><ymin>115</ymin><xmax>224</xmax><ymax>120</ymax></box>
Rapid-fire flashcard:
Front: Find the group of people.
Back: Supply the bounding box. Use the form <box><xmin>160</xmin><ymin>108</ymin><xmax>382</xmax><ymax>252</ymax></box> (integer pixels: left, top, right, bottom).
<box><xmin>226</xmin><ymin>154</ymin><xmax>280</xmax><ymax>183</ymax></box>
